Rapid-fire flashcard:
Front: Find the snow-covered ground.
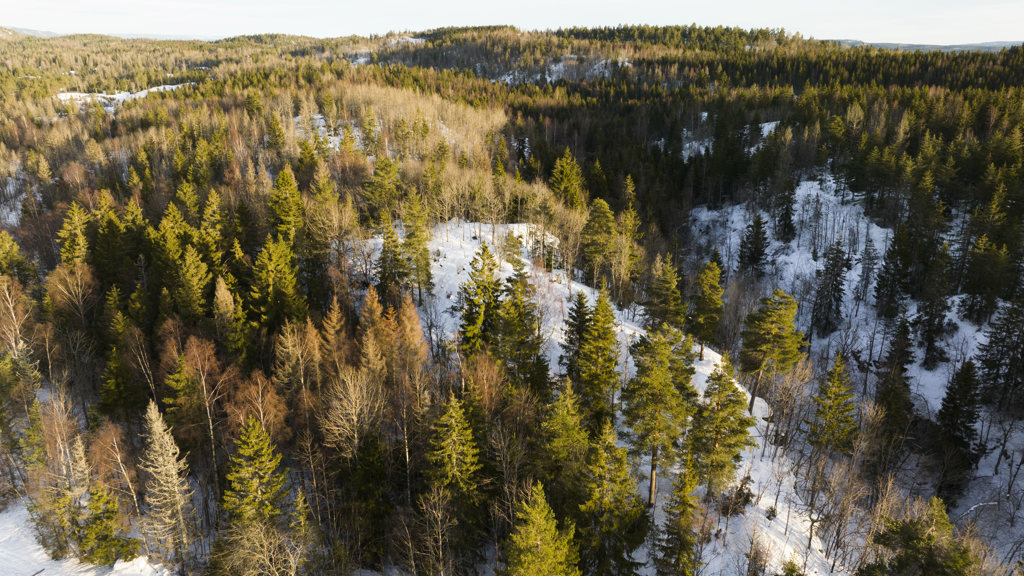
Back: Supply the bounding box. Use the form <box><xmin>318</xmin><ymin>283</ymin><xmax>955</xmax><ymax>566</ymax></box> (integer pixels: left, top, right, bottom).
<box><xmin>0</xmin><ymin>504</ymin><xmax>168</xmax><ymax>576</ymax></box>
<box><xmin>56</xmin><ymin>84</ymin><xmax>190</xmax><ymax>113</ymax></box>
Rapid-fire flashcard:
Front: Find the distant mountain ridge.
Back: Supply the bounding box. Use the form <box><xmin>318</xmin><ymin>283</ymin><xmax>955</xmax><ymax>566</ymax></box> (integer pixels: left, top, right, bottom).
<box><xmin>834</xmin><ymin>38</ymin><xmax>1021</xmax><ymax>52</ymax></box>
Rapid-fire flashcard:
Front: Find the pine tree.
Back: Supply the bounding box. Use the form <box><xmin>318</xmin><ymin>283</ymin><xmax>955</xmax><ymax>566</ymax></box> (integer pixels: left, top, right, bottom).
<box><xmin>687</xmin><ymin>260</ymin><xmax>723</xmax><ymax>361</ymax></box>
<box><xmin>853</xmin><ymin>235</ymin><xmax>879</xmax><ymax>304</ymax></box>
<box><xmin>561</xmin><ymin>291</ymin><xmax>592</xmax><ymax>384</ymax></box>
<box><xmin>458</xmin><ymin>243</ymin><xmax>502</xmax><ymax>356</ymax></box>
<box><xmin>810</xmin><ymin>240</ymin><xmax>852</xmax><ymax>337</ymax></box>
<box><xmin>175</xmin><ymin>244</ymin><xmax>212</xmax><ymax>322</ymax></box>
<box><xmin>960</xmin><ymin>234</ymin><xmax>1012</xmax><ymax>324</ymax></box>
<box><xmin>936</xmin><ymin>361</ymin><xmax>980</xmax><ymax>503</ymax></box>
<box><xmin>581</xmin><ymin>198</ymin><xmax>615</xmax><ymax>286</ymax></box>
<box><xmin>539</xmin><ymin>382</ymin><xmax>590</xmax><ymax>520</ymax></box>
<box><xmin>363</xmin><ymin>155</ymin><xmax>401</xmax><ymax>224</ymax></box>
<box><xmin>739</xmin><ymin>289</ymin><xmax>804</xmax><ymax>411</ymax></box>
<box><xmin>249</xmin><ymin>235</ymin><xmax>308</xmax><ymax>335</ymax></box>
<box><xmin>503</xmin><ymin>482</ymin><xmax>581</xmax><ymax>576</ymax></box>
<box><xmin>622</xmin><ymin>325</ymin><xmax>691</xmax><ymax>506</ymax></box>
<box><xmin>576</xmin><ymin>292</ymin><xmax>620</xmax><ymax>430</ymax></box>
<box><xmin>874</xmin><ymin>224</ymin><xmax>911</xmax><ymax>320</ymax></box>
<box><xmin>139</xmin><ymin>401</ymin><xmax>194</xmax><ymax>569</ymax></box>
<box><xmin>375</xmin><ymin>215</ymin><xmax>410</xmax><ymax>306</ymax></box>
<box><xmin>689</xmin><ymin>355</ymin><xmax>756</xmax><ymax>496</ymax></box>
<box><xmin>494</xmin><ymin>262</ymin><xmax>549</xmax><ymax>394</ymax></box>
<box><xmin>269</xmin><ymin>165</ymin><xmax>303</xmax><ymax>244</ymax></box>
<box><xmin>647</xmin><ymin>253</ymin><xmax>685</xmax><ymax>329</ymax></box>
<box><xmin>875</xmin><ymin>318</ymin><xmax>915</xmax><ymax>447</ymax></box>
<box><xmin>549</xmin><ymin>147</ymin><xmax>586</xmax><ymax>209</ymax></box>
<box><xmin>578</xmin><ymin>422</ymin><xmax>647</xmax><ymax>576</ymax></box>
<box><xmin>78</xmin><ymin>483</ymin><xmax>140</xmax><ymax>565</ymax></box>
<box><xmin>427</xmin><ymin>394</ymin><xmax>481</xmax><ymax>497</ymax></box>
<box><xmin>403</xmin><ymin>190</ymin><xmax>433</xmax><ymax>303</ymax></box>
<box><xmin>917</xmin><ymin>243</ymin><xmax>951</xmax><ymax>369</ymax></box>
<box><xmin>222</xmin><ymin>415</ymin><xmax>289</xmax><ymax>526</ymax></box>
<box><xmin>807</xmin><ymin>354</ymin><xmax>858</xmax><ymax>456</ymax></box>
<box><xmin>656</xmin><ymin>462</ymin><xmax>704</xmax><ymax>576</ymax></box>
<box><xmin>738</xmin><ymin>213</ymin><xmax>770</xmax><ymax>278</ymax></box>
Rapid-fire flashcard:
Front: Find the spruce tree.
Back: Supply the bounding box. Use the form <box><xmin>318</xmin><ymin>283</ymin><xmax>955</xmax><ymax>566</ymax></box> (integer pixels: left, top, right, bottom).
<box><xmin>853</xmin><ymin>235</ymin><xmax>879</xmax><ymax>303</ymax></box>
<box><xmin>978</xmin><ymin>299</ymin><xmax>1024</xmax><ymax>408</ymax></box>
<box><xmin>936</xmin><ymin>361</ymin><xmax>980</xmax><ymax>502</ymax></box>
<box><xmin>917</xmin><ymin>243</ymin><xmax>951</xmax><ymax>369</ymax></box>
<box><xmin>875</xmin><ymin>318</ymin><xmax>915</xmax><ymax>458</ymax></box>
<box><xmin>175</xmin><ymin>244</ymin><xmax>212</xmax><ymax>322</ymax></box>
<box><xmin>57</xmin><ymin>201</ymin><xmax>92</xmax><ymax>264</ymax></box>
<box><xmin>363</xmin><ymin>155</ymin><xmax>401</xmax><ymax>224</ymax></box>
<box><xmin>874</xmin><ymin>224</ymin><xmax>911</xmax><ymax>320</ymax></box>
<box><xmin>689</xmin><ymin>355</ymin><xmax>756</xmax><ymax>496</ymax></box>
<box><xmin>561</xmin><ymin>291</ymin><xmax>592</xmax><ymax>384</ymax></box>
<box><xmin>78</xmin><ymin>483</ymin><xmax>140</xmax><ymax>565</ymax></box>
<box><xmin>269</xmin><ymin>165</ymin><xmax>303</xmax><ymax>244</ymax></box>
<box><xmin>539</xmin><ymin>382</ymin><xmax>590</xmax><ymax>520</ymax></box>
<box><xmin>961</xmin><ymin>234</ymin><xmax>1012</xmax><ymax>324</ymax></box>
<box><xmin>739</xmin><ymin>289</ymin><xmax>804</xmax><ymax>411</ymax></box>
<box><xmin>458</xmin><ymin>243</ymin><xmax>502</xmax><ymax>356</ymax></box>
<box><xmin>139</xmin><ymin>401</ymin><xmax>194</xmax><ymax>569</ymax></box>
<box><xmin>578</xmin><ymin>422</ymin><xmax>647</xmax><ymax>576</ymax></box>
<box><xmin>647</xmin><ymin>253</ymin><xmax>685</xmax><ymax>329</ymax></box>
<box><xmin>621</xmin><ymin>325</ymin><xmax>691</xmax><ymax>506</ymax></box>
<box><xmin>687</xmin><ymin>260</ymin><xmax>723</xmax><ymax>361</ymax></box>
<box><xmin>427</xmin><ymin>394</ymin><xmax>482</xmax><ymax>497</ymax></box>
<box><xmin>810</xmin><ymin>240</ymin><xmax>851</xmax><ymax>337</ymax></box>
<box><xmin>403</xmin><ymin>190</ymin><xmax>433</xmax><ymax>303</ymax></box>
<box><xmin>503</xmin><ymin>482</ymin><xmax>581</xmax><ymax>576</ymax></box>
<box><xmin>581</xmin><ymin>198</ymin><xmax>615</xmax><ymax>286</ymax></box>
<box><xmin>375</xmin><ymin>215</ymin><xmax>410</xmax><ymax>306</ymax></box>
<box><xmin>576</xmin><ymin>292</ymin><xmax>620</xmax><ymax>430</ymax></box>
<box><xmin>249</xmin><ymin>235</ymin><xmax>307</xmax><ymax>335</ymax></box>
<box><xmin>549</xmin><ymin>147</ymin><xmax>586</xmax><ymax>210</ymax></box>
<box><xmin>806</xmin><ymin>354</ymin><xmax>858</xmax><ymax>457</ymax></box>
<box><xmin>656</xmin><ymin>462</ymin><xmax>704</xmax><ymax>576</ymax></box>
<box><xmin>494</xmin><ymin>261</ymin><xmax>549</xmax><ymax>394</ymax></box>
<box><xmin>222</xmin><ymin>415</ymin><xmax>289</xmax><ymax>526</ymax></box>
<box><xmin>738</xmin><ymin>213</ymin><xmax>770</xmax><ymax>278</ymax></box>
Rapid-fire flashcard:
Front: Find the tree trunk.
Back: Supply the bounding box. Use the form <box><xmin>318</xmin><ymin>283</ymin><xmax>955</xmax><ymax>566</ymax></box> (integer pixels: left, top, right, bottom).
<box><xmin>649</xmin><ymin>444</ymin><xmax>659</xmax><ymax>507</ymax></box>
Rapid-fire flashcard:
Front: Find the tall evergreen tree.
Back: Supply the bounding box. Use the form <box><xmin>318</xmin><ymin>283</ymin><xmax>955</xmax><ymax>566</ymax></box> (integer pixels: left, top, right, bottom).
<box><xmin>936</xmin><ymin>361</ymin><xmax>980</xmax><ymax>503</ymax></box>
<box><xmin>549</xmin><ymin>147</ymin><xmax>587</xmax><ymax>210</ymax></box>
<box><xmin>57</xmin><ymin>201</ymin><xmax>92</xmax><ymax>264</ymax></box>
<box><xmin>576</xmin><ymin>292</ymin><xmax>620</xmax><ymax>430</ymax></box>
<box><xmin>539</xmin><ymin>382</ymin><xmax>590</xmax><ymax>521</ymax></box>
<box><xmin>494</xmin><ymin>260</ymin><xmax>549</xmax><ymax>394</ymax></box>
<box><xmin>687</xmin><ymin>260</ymin><xmax>723</xmax><ymax>361</ymax></box>
<box><xmin>853</xmin><ymin>235</ymin><xmax>879</xmax><ymax>304</ymax></box>
<box><xmin>269</xmin><ymin>165</ymin><xmax>303</xmax><ymax>244</ymax></box>
<box><xmin>655</xmin><ymin>461</ymin><xmax>704</xmax><ymax>576</ymax></box>
<box><xmin>458</xmin><ymin>243</ymin><xmax>502</xmax><ymax>356</ymax></box>
<box><xmin>581</xmin><ymin>198</ymin><xmax>616</xmax><ymax>286</ymax></box>
<box><xmin>363</xmin><ymin>155</ymin><xmax>401</xmax><ymax>224</ymax></box>
<box><xmin>375</xmin><ymin>215</ymin><xmax>410</xmax><ymax>306</ymax></box>
<box><xmin>916</xmin><ymin>243</ymin><xmax>951</xmax><ymax>369</ymax></box>
<box><xmin>249</xmin><ymin>235</ymin><xmax>307</xmax><ymax>336</ymax></box>
<box><xmin>403</xmin><ymin>190</ymin><xmax>433</xmax><ymax>303</ymax></box>
<box><xmin>622</xmin><ymin>325</ymin><xmax>692</xmax><ymax>506</ymax></box>
<box><xmin>806</xmin><ymin>354</ymin><xmax>858</xmax><ymax>457</ymax></box>
<box><xmin>175</xmin><ymin>244</ymin><xmax>212</xmax><ymax>322</ymax></box>
<box><xmin>427</xmin><ymin>394</ymin><xmax>482</xmax><ymax>497</ymax></box>
<box><xmin>738</xmin><ymin>213</ymin><xmax>770</xmax><ymax>278</ymax></box>
<box><xmin>960</xmin><ymin>234</ymin><xmax>1012</xmax><ymax>324</ymax></box>
<box><xmin>810</xmin><ymin>240</ymin><xmax>851</xmax><ymax>337</ymax></box>
<box><xmin>739</xmin><ymin>289</ymin><xmax>804</xmax><ymax>411</ymax></box>
<box><xmin>689</xmin><ymin>355</ymin><xmax>756</xmax><ymax>496</ymax></box>
<box><xmin>978</xmin><ymin>299</ymin><xmax>1024</xmax><ymax>408</ymax></box>
<box><xmin>503</xmin><ymin>482</ymin><xmax>581</xmax><ymax>576</ymax></box>
<box><xmin>561</xmin><ymin>291</ymin><xmax>592</xmax><ymax>384</ymax></box>
<box><xmin>875</xmin><ymin>317</ymin><xmax>915</xmax><ymax>450</ymax></box>
<box><xmin>78</xmin><ymin>483</ymin><xmax>140</xmax><ymax>565</ymax></box>
<box><xmin>222</xmin><ymin>415</ymin><xmax>289</xmax><ymax>526</ymax></box>
<box><xmin>874</xmin><ymin>225</ymin><xmax>911</xmax><ymax>320</ymax></box>
<box><xmin>647</xmin><ymin>253</ymin><xmax>685</xmax><ymax>329</ymax></box>
<box><xmin>578</xmin><ymin>422</ymin><xmax>648</xmax><ymax>576</ymax></box>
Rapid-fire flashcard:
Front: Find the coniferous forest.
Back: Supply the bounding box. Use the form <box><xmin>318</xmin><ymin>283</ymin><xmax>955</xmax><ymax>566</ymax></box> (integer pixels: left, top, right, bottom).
<box><xmin>1</xmin><ymin>24</ymin><xmax>1024</xmax><ymax>575</ymax></box>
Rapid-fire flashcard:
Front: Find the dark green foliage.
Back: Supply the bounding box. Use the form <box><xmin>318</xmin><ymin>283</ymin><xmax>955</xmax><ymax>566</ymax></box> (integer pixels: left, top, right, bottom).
<box><xmin>582</xmin><ymin>198</ymin><xmax>616</xmax><ymax>285</ymax></box>
<box><xmin>875</xmin><ymin>318</ymin><xmax>915</xmax><ymax>456</ymax></box>
<box><xmin>375</xmin><ymin>216</ymin><xmax>410</xmax><ymax>306</ymax></box>
<box><xmin>576</xmin><ymin>292</ymin><xmax>620</xmax><ymax>430</ymax></box>
<box><xmin>621</xmin><ymin>324</ymin><xmax>694</xmax><ymax>505</ymax></box>
<box><xmin>810</xmin><ymin>240</ymin><xmax>851</xmax><ymax>337</ymax></box>
<box><xmin>578</xmin><ymin>422</ymin><xmax>648</xmax><ymax>576</ymax></box>
<box><xmin>550</xmin><ymin>147</ymin><xmax>587</xmax><ymax>209</ymax></box>
<box><xmin>646</xmin><ymin>253</ymin><xmax>685</xmax><ymax>329</ymax></box>
<box><xmin>561</xmin><ymin>291</ymin><xmax>593</xmax><ymax>385</ymax></box>
<box><xmin>689</xmin><ymin>354</ymin><xmax>756</xmax><ymax>495</ymax></box>
<box><xmin>79</xmin><ymin>484</ymin><xmax>140</xmax><ymax>565</ymax></box>
<box><xmin>857</xmin><ymin>498</ymin><xmax>980</xmax><ymax>576</ymax></box>
<box><xmin>269</xmin><ymin>165</ymin><xmax>304</xmax><ymax>244</ymax></box>
<box><xmin>807</xmin><ymin>354</ymin><xmax>858</xmax><ymax>456</ymax></box>
<box><xmin>248</xmin><ymin>235</ymin><xmax>307</xmax><ymax>337</ymax></box>
<box><xmin>960</xmin><ymin>234</ymin><xmax>1012</xmax><ymax>324</ymax></box>
<box><xmin>403</xmin><ymin>190</ymin><xmax>433</xmax><ymax>303</ymax></box>
<box><xmin>687</xmin><ymin>260</ymin><xmax>723</xmax><ymax>361</ymax></box>
<box><xmin>738</xmin><ymin>213</ymin><xmax>770</xmax><ymax>278</ymax></box>
<box><xmin>875</xmin><ymin>224</ymin><xmax>911</xmax><ymax>320</ymax></box>
<box><xmin>936</xmin><ymin>361</ymin><xmax>980</xmax><ymax>503</ymax></box>
<box><xmin>739</xmin><ymin>289</ymin><xmax>804</xmax><ymax>409</ymax></box>
<box><xmin>427</xmin><ymin>394</ymin><xmax>482</xmax><ymax>496</ymax></box>
<box><xmin>57</xmin><ymin>202</ymin><xmax>92</xmax><ymax>265</ymax></box>
<box><xmin>494</xmin><ymin>258</ymin><xmax>550</xmax><ymax>394</ymax></box>
<box><xmin>916</xmin><ymin>244</ymin><xmax>951</xmax><ymax>369</ymax></box>
<box><xmin>978</xmin><ymin>299</ymin><xmax>1024</xmax><ymax>408</ymax></box>
<box><xmin>539</xmin><ymin>382</ymin><xmax>590</xmax><ymax>520</ymax></box>
<box><xmin>656</xmin><ymin>463</ymin><xmax>704</xmax><ymax>576</ymax></box>
<box><xmin>458</xmin><ymin>243</ymin><xmax>502</xmax><ymax>356</ymax></box>
<box><xmin>502</xmin><ymin>482</ymin><xmax>581</xmax><ymax>576</ymax></box>
<box><xmin>363</xmin><ymin>155</ymin><xmax>402</xmax><ymax>224</ymax></box>
<box><xmin>222</xmin><ymin>415</ymin><xmax>289</xmax><ymax>526</ymax></box>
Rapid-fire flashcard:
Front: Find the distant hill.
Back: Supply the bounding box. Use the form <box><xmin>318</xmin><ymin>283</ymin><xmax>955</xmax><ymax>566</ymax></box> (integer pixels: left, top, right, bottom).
<box><xmin>835</xmin><ymin>38</ymin><xmax>1021</xmax><ymax>52</ymax></box>
<box><xmin>2</xmin><ymin>26</ymin><xmax>60</xmax><ymax>38</ymax></box>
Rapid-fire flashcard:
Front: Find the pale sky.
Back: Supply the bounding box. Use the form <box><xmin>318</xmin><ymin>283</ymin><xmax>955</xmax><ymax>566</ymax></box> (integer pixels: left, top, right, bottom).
<box><xmin>4</xmin><ymin>0</ymin><xmax>1023</xmax><ymax>45</ymax></box>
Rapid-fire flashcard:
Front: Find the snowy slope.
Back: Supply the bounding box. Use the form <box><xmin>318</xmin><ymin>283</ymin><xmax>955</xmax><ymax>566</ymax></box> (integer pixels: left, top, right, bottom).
<box><xmin>0</xmin><ymin>503</ymin><xmax>168</xmax><ymax>576</ymax></box>
<box><xmin>408</xmin><ymin>219</ymin><xmax>847</xmax><ymax>575</ymax></box>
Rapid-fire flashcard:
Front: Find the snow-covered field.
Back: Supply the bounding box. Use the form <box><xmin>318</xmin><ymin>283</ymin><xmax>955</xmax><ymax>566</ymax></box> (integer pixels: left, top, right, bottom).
<box><xmin>0</xmin><ymin>504</ymin><xmax>167</xmax><ymax>576</ymax></box>
<box><xmin>56</xmin><ymin>84</ymin><xmax>190</xmax><ymax>113</ymax></box>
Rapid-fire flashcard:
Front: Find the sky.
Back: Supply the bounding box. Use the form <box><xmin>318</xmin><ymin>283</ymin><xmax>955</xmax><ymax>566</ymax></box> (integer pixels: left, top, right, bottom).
<box><xmin>4</xmin><ymin>0</ymin><xmax>1023</xmax><ymax>45</ymax></box>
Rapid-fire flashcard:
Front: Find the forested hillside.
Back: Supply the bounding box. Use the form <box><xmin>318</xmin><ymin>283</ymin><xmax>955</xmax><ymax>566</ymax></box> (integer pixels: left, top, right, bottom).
<box><xmin>0</xmin><ymin>25</ymin><xmax>1022</xmax><ymax>576</ymax></box>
